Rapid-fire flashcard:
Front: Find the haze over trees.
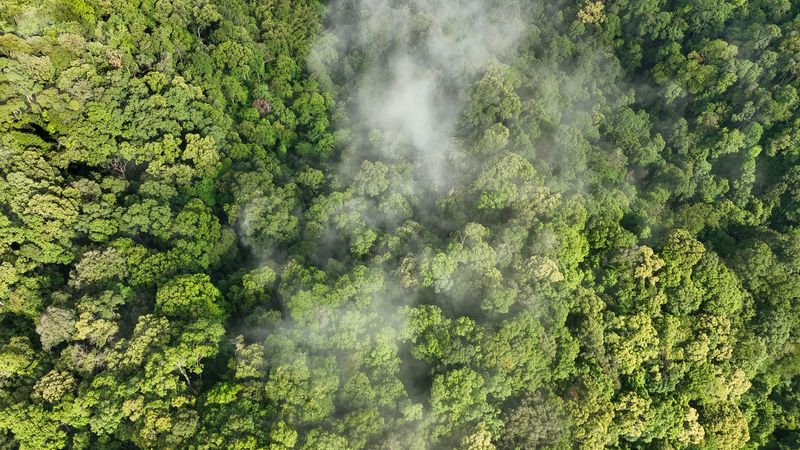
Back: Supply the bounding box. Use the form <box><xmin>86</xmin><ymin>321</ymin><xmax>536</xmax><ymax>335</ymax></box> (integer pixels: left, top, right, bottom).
<box><xmin>2</xmin><ymin>0</ymin><xmax>800</xmax><ymax>448</ymax></box>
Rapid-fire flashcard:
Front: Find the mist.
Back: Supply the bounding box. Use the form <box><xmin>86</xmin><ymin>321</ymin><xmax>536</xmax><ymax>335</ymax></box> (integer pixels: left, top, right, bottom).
<box><xmin>246</xmin><ymin>0</ymin><xmax>625</xmax><ymax>447</ymax></box>
<box><xmin>311</xmin><ymin>0</ymin><xmax>527</xmax><ymax>188</ymax></box>
<box><xmin>3</xmin><ymin>0</ymin><xmax>790</xmax><ymax>448</ymax></box>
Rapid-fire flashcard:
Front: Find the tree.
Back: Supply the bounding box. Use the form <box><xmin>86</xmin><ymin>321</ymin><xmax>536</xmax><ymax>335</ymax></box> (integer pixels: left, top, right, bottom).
<box><xmin>155</xmin><ymin>274</ymin><xmax>223</xmax><ymax>320</ymax></box>
<box><xmin>499</xmin><ymin>389</ymin><xmax>567</xmax><ymax>449</ymax></box>
<box><xmin>431</xmin><ymin>368</ymin><xmax>492</xmax><ymax>430</ymax></box>
<box><xmin>36</xmin><ymin>306</ymin><xmax>76</xmax><ymax>351</ymax></box>
<box><xmin>699</xmin><ymin>402</ymin><xmax>749</xmax><ymax>450</ymax></box>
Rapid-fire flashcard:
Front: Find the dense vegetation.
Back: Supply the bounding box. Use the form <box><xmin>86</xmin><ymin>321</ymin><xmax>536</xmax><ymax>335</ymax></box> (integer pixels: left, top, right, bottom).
<box><xmin>2</xmin><ymin>0</ymin><xmax>800</xmax><ymax>448</ymax></box>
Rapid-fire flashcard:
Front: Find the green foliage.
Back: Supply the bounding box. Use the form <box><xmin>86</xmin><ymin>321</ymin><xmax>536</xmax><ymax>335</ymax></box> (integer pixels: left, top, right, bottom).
<box><xmin>155</xmin><ymin>274</ymin><xmax>223</xmax><ymax>320</ymax></box>
<box><xmin>2</xmin><ymin>0</ymin><xmax>800</xmax><ymax>448</ymax></box>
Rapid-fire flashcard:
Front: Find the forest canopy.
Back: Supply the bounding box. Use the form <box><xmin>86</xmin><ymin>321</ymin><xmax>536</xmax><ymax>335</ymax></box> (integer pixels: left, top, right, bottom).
<box><xmin>2</xmin><ymin>0</ymin><xmax>800</xmax><ymax>448</ymax></box>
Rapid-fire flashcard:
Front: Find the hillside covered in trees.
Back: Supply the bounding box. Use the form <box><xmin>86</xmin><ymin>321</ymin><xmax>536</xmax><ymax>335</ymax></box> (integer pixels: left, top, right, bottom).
<box><xmin>3</xmin><ymin>0</ymin><xmax>800</xmax><ymax>448</ymax></box>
